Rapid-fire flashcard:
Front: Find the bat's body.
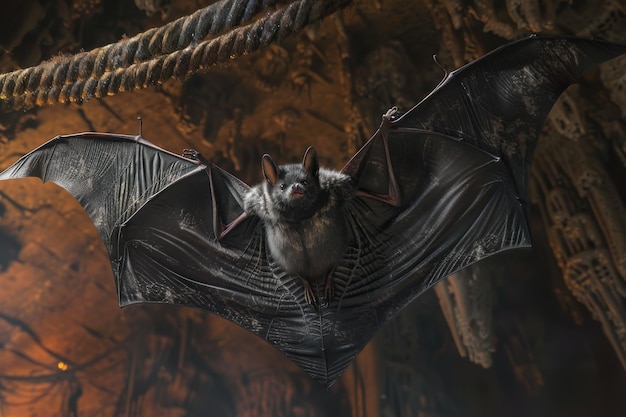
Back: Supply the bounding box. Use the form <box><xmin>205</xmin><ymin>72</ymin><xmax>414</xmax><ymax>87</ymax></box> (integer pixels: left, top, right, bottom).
<box><xmin>1</xmin><ymin>35</ymin><xmax>626</xmax><ymax>386</ymax></box>
<box><xmin>243</xmin><ymin>148</ymin><xmax>354</xmax><ymax>302</ymax></box>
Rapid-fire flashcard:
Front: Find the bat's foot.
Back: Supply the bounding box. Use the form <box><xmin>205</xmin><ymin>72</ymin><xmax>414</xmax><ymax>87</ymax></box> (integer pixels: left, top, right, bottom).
<box><xmin>324</xmin><ymin>274</ymin><xmax>335</xmax><ymax>302</ymax></box>
<box><xmin>300</xmin><ymin>278</ymin><xmax>316</xmax><ymax>305</ymax></box>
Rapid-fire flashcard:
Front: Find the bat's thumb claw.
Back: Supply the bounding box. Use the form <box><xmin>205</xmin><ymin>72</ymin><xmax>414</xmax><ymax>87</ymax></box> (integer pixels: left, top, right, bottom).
<box><xmin>182</xmin><ymin>149</ymin><xmax>210</xmax><ymax>165</ymax></box>
<box><xmin>182</xmin><ymin>148</ymin><xmax>198</xmax><ymax>158</ymax></box>
<box><xmin>383</xmin><ymin>106</ymin><xmax>399</xmax><ymax>120</ymax></box>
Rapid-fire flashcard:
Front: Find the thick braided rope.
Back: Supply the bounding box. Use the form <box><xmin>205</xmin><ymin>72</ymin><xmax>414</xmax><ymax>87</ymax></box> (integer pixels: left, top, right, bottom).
<box><xmin>1</xmin><ymin>0</ymin><xmax>291</xmax><ymax>103</ymax></box>
<box><xmin>0</xmin><ymin>0</ymin><xmax>350</xmax><ymax>110</ymax></box>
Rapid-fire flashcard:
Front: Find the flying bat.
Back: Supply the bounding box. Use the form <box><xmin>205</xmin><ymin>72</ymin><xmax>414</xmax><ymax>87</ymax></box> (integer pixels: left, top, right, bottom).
<box><xmin>1</xmin><ymin>36</ymin><xmax>625</xmax><ymax>387</ymax></box>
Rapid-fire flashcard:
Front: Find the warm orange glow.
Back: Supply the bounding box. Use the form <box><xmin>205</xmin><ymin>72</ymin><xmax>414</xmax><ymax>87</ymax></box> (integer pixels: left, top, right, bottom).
<box><xmin>57</xmin><ymin>362</ymin><xmax>68</xmax><ymax>371</ymax></box>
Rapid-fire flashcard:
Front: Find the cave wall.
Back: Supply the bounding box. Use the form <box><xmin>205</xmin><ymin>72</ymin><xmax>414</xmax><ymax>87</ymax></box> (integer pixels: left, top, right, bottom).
<box><xmin>0</xmin><ymin>1</ymin><xmax>625</xmax><ymax>416</ymax></box>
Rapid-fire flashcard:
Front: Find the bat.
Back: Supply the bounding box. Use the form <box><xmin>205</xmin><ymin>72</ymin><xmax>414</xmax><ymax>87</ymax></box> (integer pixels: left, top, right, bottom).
<box><xmin>1</xmin><ymin>36</ymin><xmax>625</xmax><ymax>387</ymax></box>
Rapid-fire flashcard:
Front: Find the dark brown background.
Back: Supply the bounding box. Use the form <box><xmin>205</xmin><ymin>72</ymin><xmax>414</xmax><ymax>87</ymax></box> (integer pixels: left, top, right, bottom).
<box><xmin>1</xmin><ymin>1</ymin><xmax>626</xmax><ymax>416</ymax></box>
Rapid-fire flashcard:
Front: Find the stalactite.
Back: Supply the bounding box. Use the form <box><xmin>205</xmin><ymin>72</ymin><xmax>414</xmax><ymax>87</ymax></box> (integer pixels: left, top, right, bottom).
<box><xmin>434</xmin><ymin>266</ymin><xmax>495</xmax><ymax>369</ymax></box>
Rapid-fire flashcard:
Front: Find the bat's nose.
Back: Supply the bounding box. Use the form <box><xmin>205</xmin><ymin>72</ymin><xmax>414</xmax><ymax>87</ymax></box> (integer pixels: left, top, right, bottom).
<box><xmin>290</xmin><ymin>183</ymin><xmax>305</xmax><ymax>197</ymax></box>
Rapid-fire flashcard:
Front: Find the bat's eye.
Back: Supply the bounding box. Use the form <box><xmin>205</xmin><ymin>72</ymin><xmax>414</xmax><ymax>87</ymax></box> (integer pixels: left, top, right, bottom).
<box><xmin>302</xmin><ymin>180</ymin><xmax>308</xmax><ymax>186</ymax></box>
<box><xmin>279</xmin><ymin>184</ymin><xmax>286</xmax><ymax>191</ymax></box>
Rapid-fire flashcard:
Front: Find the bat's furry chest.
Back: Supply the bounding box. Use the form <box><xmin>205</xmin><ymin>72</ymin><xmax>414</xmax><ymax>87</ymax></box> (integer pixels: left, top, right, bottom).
<box><xmin>264</xmin><ymin>212</ymin><xmax>348</xmax><ymax>282</ymax></box>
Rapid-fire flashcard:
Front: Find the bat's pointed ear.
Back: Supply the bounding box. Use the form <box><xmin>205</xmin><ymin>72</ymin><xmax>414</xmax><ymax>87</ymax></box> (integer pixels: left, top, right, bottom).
<box><xmin>262</xmin><ymin>154</ymin><xmax>279</xmax><ymax>186</ymax></box>
<box><xmin>302</xmin><ymin>146</ymin><xmax>319</xmax><ymax>177</ymax></box>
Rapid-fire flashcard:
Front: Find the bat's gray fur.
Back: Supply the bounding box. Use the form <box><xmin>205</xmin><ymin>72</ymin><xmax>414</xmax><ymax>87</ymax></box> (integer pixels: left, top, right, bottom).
<box><xmin>244</xmin><ymin>148</ymin><xmax>354</xmax><ymax>302</ymax></box>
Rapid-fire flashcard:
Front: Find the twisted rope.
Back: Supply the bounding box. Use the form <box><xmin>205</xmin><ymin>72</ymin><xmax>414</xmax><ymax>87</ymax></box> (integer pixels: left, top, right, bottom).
<box><xmin>0</xmin><ymin>0</ymin><xmax>351</xmax><ymax>110</ymax></box>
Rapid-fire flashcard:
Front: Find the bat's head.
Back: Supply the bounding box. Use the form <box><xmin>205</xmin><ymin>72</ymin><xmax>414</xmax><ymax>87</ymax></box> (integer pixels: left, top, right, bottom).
<box><xmin>261</xmin><ymin>147</ymin><xmax>323</xmax><ymax>222</ymax></box>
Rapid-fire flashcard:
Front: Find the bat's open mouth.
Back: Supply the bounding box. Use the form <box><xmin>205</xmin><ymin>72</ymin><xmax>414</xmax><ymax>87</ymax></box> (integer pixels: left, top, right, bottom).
<box><xmin>290</xmin><ymin>188</ymin><xmax>305</xmax><ymax>198</ymax></box>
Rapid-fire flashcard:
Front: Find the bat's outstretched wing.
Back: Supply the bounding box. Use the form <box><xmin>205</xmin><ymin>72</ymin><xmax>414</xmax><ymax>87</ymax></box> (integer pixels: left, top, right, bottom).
<box><xmin>0</xmin><ymin>133</ymin><xmax>331</xmax><ymax>382</ymax></box>
<box><xmin>0</xmin><ymin>134</ymin><xmax>261</xmax><ymax>304</ymax></box>
<box><xmin>330</xmin><ymin>35</ymin><xmax>626</xmax><ymax>375</ymax></box>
